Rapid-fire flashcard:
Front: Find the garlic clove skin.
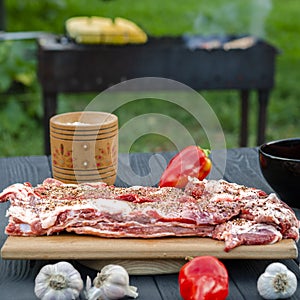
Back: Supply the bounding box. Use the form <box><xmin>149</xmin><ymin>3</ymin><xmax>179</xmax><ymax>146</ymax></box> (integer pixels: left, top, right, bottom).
<box><xmin>257</xmin><ymin>262</ymin><xmax>297</xmax><ymax>299</ymax></box>
<box><xmin>101</xmin><ymin>281</ymin><xmax>128</xmax><ymax>299</ymax></box>
<box><xmin>100</xmin><ymin>281</ymin><xmax>138</xmax><ymax>300</ymax></box>
<box><xmin>84</xmin><ymin>276</ymin><xmax>104</xmax><ymax>300</ymax></box>
<box><xmin>265</xmin><ymin>263</ymin><xmax>289</xmax><ymax>274</ymax></box>
<box><xmin>85</xmin><ymin>286</ymin><xmax>104</xmax><ymax>300</ymax></box>
<box><xmin>41</xmin><ymin>288</ymin><xmax>80</xmax><ymax>300</ymax></box>
<box><xmin>95</xmin><ymin>264</ymin><xmax>130</xmax><ymax>286</ymax></box>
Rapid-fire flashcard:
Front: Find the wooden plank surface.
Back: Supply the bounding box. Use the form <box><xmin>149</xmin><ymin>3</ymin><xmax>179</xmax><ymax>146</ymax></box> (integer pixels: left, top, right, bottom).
<box><xmin>2</xmin><ymin>234</ymin><xmax>297</xmax><ymax>261</ymax></box>
<box><xmin>2</xmin><ymin>234</ymin><xmax>297</xmax><ymax>276</ymax></box>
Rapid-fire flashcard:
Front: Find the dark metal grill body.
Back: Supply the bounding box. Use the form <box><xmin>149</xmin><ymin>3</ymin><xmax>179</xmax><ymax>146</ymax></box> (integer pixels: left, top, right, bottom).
<box><xmin>38</xmin><ymin>35</ymin><xmax>278</xmax><ymax>154</ymax></box>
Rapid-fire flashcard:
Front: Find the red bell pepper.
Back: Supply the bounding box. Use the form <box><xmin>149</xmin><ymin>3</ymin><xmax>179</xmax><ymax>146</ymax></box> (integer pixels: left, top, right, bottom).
<box><xmin>178</xmin><ymin>256</ymin><xmax>229</xmax><ymax>300</ymax></box>
<box><xmin>158</xmin><ymin>145</ymin><xmax>211</xmax><ymax>188</ymax></box>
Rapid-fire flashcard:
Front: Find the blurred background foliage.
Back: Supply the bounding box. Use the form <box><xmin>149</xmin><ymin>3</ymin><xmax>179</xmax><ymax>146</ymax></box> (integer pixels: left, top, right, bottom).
<box><xmin>0</xmin><ymin>0</ymin><xmax>299</xmax><ymax>156</ymax></box>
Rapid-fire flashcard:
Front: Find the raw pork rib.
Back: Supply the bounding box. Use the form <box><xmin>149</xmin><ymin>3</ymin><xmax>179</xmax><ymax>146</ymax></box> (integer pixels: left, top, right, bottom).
<box><xmin>212</xmin><ymin>219</ymin><xmax>282</xmax><ymax>252</ymax></box>
<box><xmin>0</xmin><ymin>177</ymin><xmax>299</xmax><ymax>251</ymax></box>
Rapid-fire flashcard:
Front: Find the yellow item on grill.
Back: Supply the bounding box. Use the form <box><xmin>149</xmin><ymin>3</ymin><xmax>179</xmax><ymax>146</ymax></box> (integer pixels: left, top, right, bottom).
<box><xmin>65</xmin><ymin>16</ymin><xmax>147</xmax><ymax>45</ymax></box>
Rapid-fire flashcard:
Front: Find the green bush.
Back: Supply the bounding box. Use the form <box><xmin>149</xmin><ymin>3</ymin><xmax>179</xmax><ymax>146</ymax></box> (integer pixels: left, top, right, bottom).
<box><xmin>1</xmin><ymin>0</ymin><xmax>299</xmax><ymax>156</ymax></box>
<box><xmin>0</xmin><ymin>40</ymin><xmax>43</xmax><ymax>156</ymax></box>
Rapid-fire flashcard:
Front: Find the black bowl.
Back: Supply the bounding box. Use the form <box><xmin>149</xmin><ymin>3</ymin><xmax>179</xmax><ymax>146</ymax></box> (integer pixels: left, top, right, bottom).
<box><xmin>258</xmin><ymin>138</ymin><xmax>300</xmax><ymax>208</ymax></box>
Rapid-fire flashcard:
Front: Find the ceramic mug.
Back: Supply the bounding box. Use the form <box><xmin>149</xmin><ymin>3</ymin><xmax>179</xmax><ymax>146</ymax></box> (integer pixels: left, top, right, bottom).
<box><xmin>50</xmin><ymin>111</ymin><xmax>118</xmax><ymax>185</ymax></box>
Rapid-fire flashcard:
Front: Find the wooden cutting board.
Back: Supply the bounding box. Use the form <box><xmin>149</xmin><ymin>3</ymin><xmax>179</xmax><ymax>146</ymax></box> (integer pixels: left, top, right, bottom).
<box><xmin>1</xmin><ymin>235</ymin><xmax>297</xmax><ymax>274</ymax></box>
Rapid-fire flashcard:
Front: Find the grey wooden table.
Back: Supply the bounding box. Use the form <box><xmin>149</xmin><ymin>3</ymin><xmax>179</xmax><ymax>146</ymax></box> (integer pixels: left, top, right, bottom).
<box><xmin>0</xmin><ymin>148</ymin><xmax>299</xmax><ymax>299</ymax></box>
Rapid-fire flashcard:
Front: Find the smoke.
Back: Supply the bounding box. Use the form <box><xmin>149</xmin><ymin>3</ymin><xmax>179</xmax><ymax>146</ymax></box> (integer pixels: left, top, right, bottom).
<box><xmin>192</xmin><ymin>0</ymin><xmax>273</xmax><ymax>38</ymax></box>
<box><xmin>193</xmin><ymin>3</ymin><xmax>240</xmax><ymax>36</ymax></box>
<box><xmin>248</xmin><ymin>0</ymin><xmax>272</xmax><ymax>37</ymax></box>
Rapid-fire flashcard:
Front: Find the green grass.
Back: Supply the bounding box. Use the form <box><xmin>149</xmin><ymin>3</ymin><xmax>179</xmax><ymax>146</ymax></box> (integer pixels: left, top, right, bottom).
<box><xmin>0</xmin><ymin>0</ymin><xmax>299</xmax><ymax>156</ymax></box>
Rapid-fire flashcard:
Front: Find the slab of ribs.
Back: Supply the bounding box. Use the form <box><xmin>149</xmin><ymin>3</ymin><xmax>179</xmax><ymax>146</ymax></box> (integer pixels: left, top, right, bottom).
<box><xmin>0</xmin><ymin>177</ymin><xmax>299</xmax><ymax>251</ymax></box>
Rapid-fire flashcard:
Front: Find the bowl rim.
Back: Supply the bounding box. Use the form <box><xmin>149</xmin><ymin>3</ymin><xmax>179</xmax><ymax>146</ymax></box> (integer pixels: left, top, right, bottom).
<box><xmin>259</xmin><ymin>137</ymin><xmax>300</xmax><ymax>162</ymax></box>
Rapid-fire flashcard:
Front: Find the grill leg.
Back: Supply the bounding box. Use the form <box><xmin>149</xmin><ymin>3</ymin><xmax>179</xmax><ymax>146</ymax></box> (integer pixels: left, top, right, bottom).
<box><xmin>240</xmin><ymin>90</ymin><xmax>250</xmax><ymax>147</ymax></box>
<box><xmin>43</xmin><ymin>91</ymin><xmax>58</xmax><ymax>155</ymax></box>
<box><xmin>257</xmin><ymin>89</ymin><xmax>270</xmax><ymax>146</ymax></box>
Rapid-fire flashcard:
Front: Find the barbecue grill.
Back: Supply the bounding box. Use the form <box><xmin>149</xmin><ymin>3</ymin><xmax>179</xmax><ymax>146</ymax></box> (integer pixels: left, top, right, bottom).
<box><xmin>37</xmin><ymin>35</ymin><xmax>278</xmax><ymax>154</ymax></box>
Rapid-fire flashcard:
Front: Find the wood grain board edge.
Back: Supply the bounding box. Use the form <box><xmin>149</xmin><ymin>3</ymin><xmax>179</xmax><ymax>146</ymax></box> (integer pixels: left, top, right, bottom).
<box><xmin>1</xmin><ymin>235</ymin><xmax>298</xmax><ymax>260</ymax></box>
<box><xmin>78</xmin><ymin>259</ymin><xmax>187</xmax><ymax>275</ymax></box>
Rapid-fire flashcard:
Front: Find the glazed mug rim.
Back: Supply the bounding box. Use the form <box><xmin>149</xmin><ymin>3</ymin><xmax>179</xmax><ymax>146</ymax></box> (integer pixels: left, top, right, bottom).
<box><xmin>50</xmin><ymin>111</ymin><xmax>118</xmax><ymax>128</ymax></box>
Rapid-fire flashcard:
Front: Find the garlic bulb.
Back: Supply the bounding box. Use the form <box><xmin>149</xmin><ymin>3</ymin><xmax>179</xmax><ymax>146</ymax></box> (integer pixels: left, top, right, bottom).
<box><xmin>34</xmin><ymin>261</ymin><xmax>84</xmax><ymax>300</ymax></box>
<box><xmin>257</xmin><ymin>262</ymin><xmax>297</xmax><ymax>299</ymax></box>
<box><xmin>85</xmin><ymin>264</ymin><xmax>138</xmax><ymax>300</ymax></box>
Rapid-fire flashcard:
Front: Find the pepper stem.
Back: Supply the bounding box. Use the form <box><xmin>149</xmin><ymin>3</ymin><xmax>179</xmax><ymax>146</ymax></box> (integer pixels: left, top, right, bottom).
<box><xmin>201</xmin><ymin>148</ymin><xmax>211</xmax><ymax>157</ymax></box>
<box><xmin>185</xmin><ymin>256</ymin><xmax>194</xmax><ymax>261</ymax></box>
